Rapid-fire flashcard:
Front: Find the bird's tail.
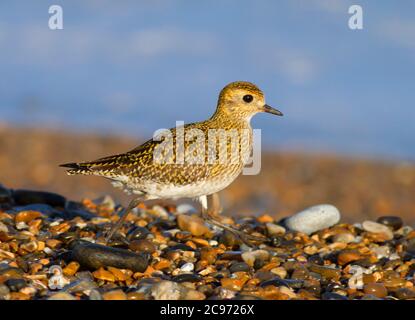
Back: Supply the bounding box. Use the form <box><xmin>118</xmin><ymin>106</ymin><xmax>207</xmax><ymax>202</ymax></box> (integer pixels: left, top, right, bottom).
<box><xmin>59</xmin><ymin>154</ymin><xmax>127</xmax><ymax>176</ymax></box>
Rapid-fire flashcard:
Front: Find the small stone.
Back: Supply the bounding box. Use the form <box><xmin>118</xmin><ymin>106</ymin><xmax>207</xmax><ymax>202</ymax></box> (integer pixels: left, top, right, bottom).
<box><xmin>332</xmin><ymin>232</ymin><xmax>355</xmax><ymax>244</ymax></box>
<box><xmin>362</xmin><ymin>221</ymin><xmax>394</xmax><ymax>241</ymax></box>
<box><xmin>15</xmin><ymin>210</ymin><xmax>42</xmax><ymax>223</ymax></box>
<box><xmin>48</xmin><ymin>292</ymin><xmax>76</xmax><ymax>300</ymax></box>
<box><xmin>284</xmin><ymin>204</ymin><xmax>341</xmax><ymax>235</ymax></box>
<box><xmin>309</xmin><ymin>264</ymin><xmax>341</xmax><ymax>281</ymax></box>
<box><xmin>89</xmin><ymin>289</ymin><xmax>102</xmax><ymax>300</ymax></box>
<box><xmin>0</xmin><ymin>221</ymin><xmax>8</xmax><ymax>233</ymax></box>
<box><xmin>177</xmin><ymin>215</ymin><xmax>210</xmax><ymax>237</ymax></box>
<box><xmin>363</xmin><ymin>283</ymin><xmax>387</xmax><ymax>298</ymax></box>
<box><xmin>5</xmin><ymin>278</ymin><xmax>27</xmax><ymax>292</ymax></box>
<box><xmin>127</xmin><ymin>226</ymin><xmax>151</xmax><ymax>241</ymax></box>
<box><xmin>394</xmin><ymin>288</ymin><xmax>415</xmax><ymax>300</ymax></box>
<box><xmin>221</xmin><ymin>278</ymin><xmax>244</xmax><ymax>291</ymax></box>
<box><xmin>127</xmin><ymin>292</ymin><xmax>145</xmax><ymax>300</ymax></box>
<box><xmin>176</xmin><ymin>204</ymin><xmax>197</xmax><ymax>214</ymax></box>
<box><xmin>107</xmin><ymin>266</ymin><xmax>131</xmax><ymax>281</ymax></box>
<box><xmin>241</xmin><ymin>250</ymin><xmax>269</xmax><ymax>267</ymax></box>
<box><xmin>63</xmin><ymin>261</ymin><xmax>80</xmax><ymax>276</ymax></box>
<box><xmin>337</xmin><ymin>250</ymin><xmax>363</xmax><ymax>266</ymax></box>
<box><xmin>172</xmin><ymin>273</ymin><xmax>201</xmax><ymax>283</ymax></box>
<box><xmin>92</xmin><ymin>268</ymin><xmax>116</xmax><ymax>282</ymax></box>
<box><xmin>102</xmin><ymin>289</ymin><xmax>127</xmax><ymax>300</ymax></box>
<box><xmin>279</xmin><ymin>286</ymin><xmax>297</xmax><ymax>299</ymax></box>
<box><xmin>229</xmin><ymin>262</ymin><xmax>250</xmax><ymax>273</ymax></box>
<box><xmin>180</xmin><ymin>262</ymin><xmax>194</xmax><ymax>273</ymax></box>
<box><xmin>151</xmin><ymin>281</ymin><xmax>182</xmax><ymax>300</ymax></box>
<box><xmin>270</xmin><ymin>267</ymin><xmax>287</xmax><ymax>279</ymax></box>
<box><xmin>0</xmin><ymin>284</ymin><xmax>10</xmax><ymax>300</ymax></box>
<box><xmin>377</xmin><ymin>216</ymin><xmax>403</xmax><ymax>230</ymax></box>
<box><xmin>129</xmin><ymin>239</ymin><xmax>157</xmax><ymax>254</ymax></box>
<box><xmin>265</xmin><ymin>223</ymin><xmax>286</xmax><ymax>236</ymax></box>
<box><xmin>151</xmin><ymin>205</ymin><xmax>169</xmax><ymax>219</ymax></box>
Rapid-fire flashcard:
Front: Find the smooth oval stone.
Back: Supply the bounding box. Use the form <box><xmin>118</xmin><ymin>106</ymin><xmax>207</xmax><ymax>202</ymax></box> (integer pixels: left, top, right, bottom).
<box><xmin>284</xmin><ymin>204</ymin><xmax>341</xmax><ymax>235</ymax></box>
<box><xmin>127</xmin><ymin>226</ymin><xmax>150</xmax><ymax>241</ymax></box>
<box><xmin>363</xmin><ymin>283</ymin><xmax>388</xmax><ymax>298</ymax></box>
<box><xmin>362</xmin><ymin>221</ymin><xmax>394</xmax><ymax>240</ymax></box>
<box><xmin>71</xmin><ymin>241</ymin><xmax>149</xmax><ymax>272</ymax></box>
<box><xmin>377</xmin><ymin>216</ymin><xmax>403</xmax><ymax>230</ymax></box>
<box><xmin>171</xmin><ymin>273</ymin><xmax>201</xmax><ymax>283</ymax></box>
<box><xmin>12</xmin><ymin>190</ymin><xmax>66</xmax><ymax>207</ymax></box>
<box><xmin>266</xmin><ymin>223</ymin><xmax>286</xmax><ymax>236</ymax></box>
<box><xmin>229</xmin><ymin>262</ymin><xmax>251</xmax><ymax>273</ymax></box>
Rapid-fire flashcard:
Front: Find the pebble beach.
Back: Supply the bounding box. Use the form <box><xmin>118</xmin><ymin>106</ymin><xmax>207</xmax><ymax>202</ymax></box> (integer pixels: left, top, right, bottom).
<box><xmin>0</xmin><ymin>185</ymin><xmax>414</xmax><ymax>300</ymax></box>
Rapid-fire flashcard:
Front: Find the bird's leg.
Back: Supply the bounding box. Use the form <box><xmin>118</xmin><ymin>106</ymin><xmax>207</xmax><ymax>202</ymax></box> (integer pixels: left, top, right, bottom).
<box><xmin>207</xmin><ymin>193</ymin><xmax>223</xmax><ymax>219</ymax></box>
<box><xmin>105</xmin><ymin>197</ymin><xmax>143</xmax><ymax>244</ymax></box>
<box><xmin>198</xmin><ymin>194</ymin><xmax>265</xmax><ymax>247</ymax></box>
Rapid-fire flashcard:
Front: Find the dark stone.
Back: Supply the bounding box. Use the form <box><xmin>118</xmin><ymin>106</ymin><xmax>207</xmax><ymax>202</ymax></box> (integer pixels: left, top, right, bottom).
<box><xmin>229</xmin><ymin>262</ymin><xmax>251</xmax><ymax>273</ymax></box>
<box><xmin>127</xmin><ymin>226</ymin><xmax>150</xmax><ymax>241</ymax></box>
<box><xmin>377</xmin><ymin>216</ymin><xmax>403</xmax><ymax>230</ymax></box>
<box><xmin>0</xmin><ymin>185</ymin><xmax>12</xmax><ymax>204</ymax></box>
<box><xmin>321</xmin><ymin>292</ymin><xmax>348</xmax><ymax>300</ymax></box>
<box><xmin>254</xmin><ymin>271</ymin><xmax>275</xmax><ymax>282</ymax></box>
<box><xmin>219</xmin><ymin>251</ymin><xmax>243</xmax><ymax>261</ymax></box>
<box><xmin>5</xmin><ymin>278</ymin><xmax>27</xmax><ymax>292</ymax></box>
<box><xmin>218</xmin><ymin>230</ymin><xmax>241</xmax><ymax>247</ymax></box>
<box><xmin>308</xmin><ymin>254</ymin><xmax>324</xmax><ymax>265</ymax></box>
<box><xmin>394</xmin><ymin>288</ymin><xmax>415</xmax><ymax>300</ymax></box>
<box><xmin>147</xmin><ymin>219</ymin><xmax>176</xmax><ymax>230</ymax></box>
<box><xmin>260</xmin><ymin>277</ymin><xmax>303</xmax><ymax>289</ymax></box>
<box><xmin>70</xmin><ymin>240</ymin><xmax>149</xmax><ymax>272</ymax></box>
<box><xmin>171</xmin><ymin>273</ymin><xmax>202</xmax><ymax>283</ymax></box>
<box><xmin>12</xmin><ymin>189</ymin><xmax>66</xmax><ymax>207</ymax></box>
<box><xmin>9</xmin><ymin>204</ymin><xmax>63</xmax><ymax>219</ymax></box>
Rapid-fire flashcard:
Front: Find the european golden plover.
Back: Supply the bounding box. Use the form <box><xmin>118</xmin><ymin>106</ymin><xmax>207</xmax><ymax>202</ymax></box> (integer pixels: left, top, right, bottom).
<box><xmin>60</xmin><ymin>81</ymin><xmax>283</xmax><ymax>245</ymax></box>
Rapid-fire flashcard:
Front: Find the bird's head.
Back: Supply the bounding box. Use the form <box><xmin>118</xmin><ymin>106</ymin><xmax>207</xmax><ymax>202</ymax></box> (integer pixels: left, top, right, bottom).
<box><xmin>215</xmin><ymin>81</ymin><xmax>283</xmax><ymax>121</ymax></box>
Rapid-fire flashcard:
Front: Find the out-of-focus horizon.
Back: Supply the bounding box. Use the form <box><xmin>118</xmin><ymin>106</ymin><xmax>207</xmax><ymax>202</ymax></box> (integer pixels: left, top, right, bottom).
<box><xmin>1</xmin><ymin>0</ymin><xmax>414</xmax><ymax>160</ymax></box>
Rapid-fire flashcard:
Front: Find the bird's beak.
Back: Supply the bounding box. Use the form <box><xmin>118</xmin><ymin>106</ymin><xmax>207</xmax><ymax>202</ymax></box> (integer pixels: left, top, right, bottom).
<box><xmin>262</xmin><ymin>104</ymin><xmax>283</xmax><ymax>116</ymax></box>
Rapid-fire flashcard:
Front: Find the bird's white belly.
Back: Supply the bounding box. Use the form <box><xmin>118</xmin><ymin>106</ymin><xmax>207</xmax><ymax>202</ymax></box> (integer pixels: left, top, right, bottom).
<box><xmin>111</xmin><ymin>175</ymin><xmax>238</xmax><ymax>199</ymax></box>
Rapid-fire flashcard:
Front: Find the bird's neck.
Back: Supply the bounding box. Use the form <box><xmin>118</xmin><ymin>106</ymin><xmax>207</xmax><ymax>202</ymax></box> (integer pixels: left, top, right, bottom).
<box><xmin>210</xmin><ymin>108</ymin><xmax>253</xmax><ymax>130</ymax></box>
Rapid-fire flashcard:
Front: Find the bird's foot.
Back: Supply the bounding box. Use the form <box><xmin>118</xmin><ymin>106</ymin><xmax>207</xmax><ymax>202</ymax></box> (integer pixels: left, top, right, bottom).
<box><xmin>202</xmin><ymin>213</ymin><xmax>268</xmax><ymax>247</ymax></box>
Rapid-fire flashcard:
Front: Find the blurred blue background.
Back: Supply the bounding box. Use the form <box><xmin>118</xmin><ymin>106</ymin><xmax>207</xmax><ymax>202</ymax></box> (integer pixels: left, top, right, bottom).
<box><xmin>0</xmin><ymin>0</ymin><xmax>414</xmax><ymax>159</ymax></box>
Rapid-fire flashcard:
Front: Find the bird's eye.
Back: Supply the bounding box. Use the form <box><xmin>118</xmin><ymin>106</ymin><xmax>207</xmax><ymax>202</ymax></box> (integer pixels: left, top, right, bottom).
<box><xmin>243</xmin><ymin>94</ymin><xmax>253</xmax><ymax>103</ymax></box>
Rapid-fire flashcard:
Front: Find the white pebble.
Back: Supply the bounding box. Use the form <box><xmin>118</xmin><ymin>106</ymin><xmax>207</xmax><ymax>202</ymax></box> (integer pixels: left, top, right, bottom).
<box><xmin>208</xmin><ymin>240</ymin><xmax>218</xmax><ymax>246</ymax></box>
<box><xmin>180</xmin><ymin>262</ymin><xmax>194</xmax><ymax>273</ymax></box>
<box><xmin>176</xmin><ymin>204</ymin><xmax>197</xmax><ymax>214</ymax></box>
<box><xmin>284</xmin><ymin>204</ymin><xmax>341</xmax><ymax>235</ymax></box>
